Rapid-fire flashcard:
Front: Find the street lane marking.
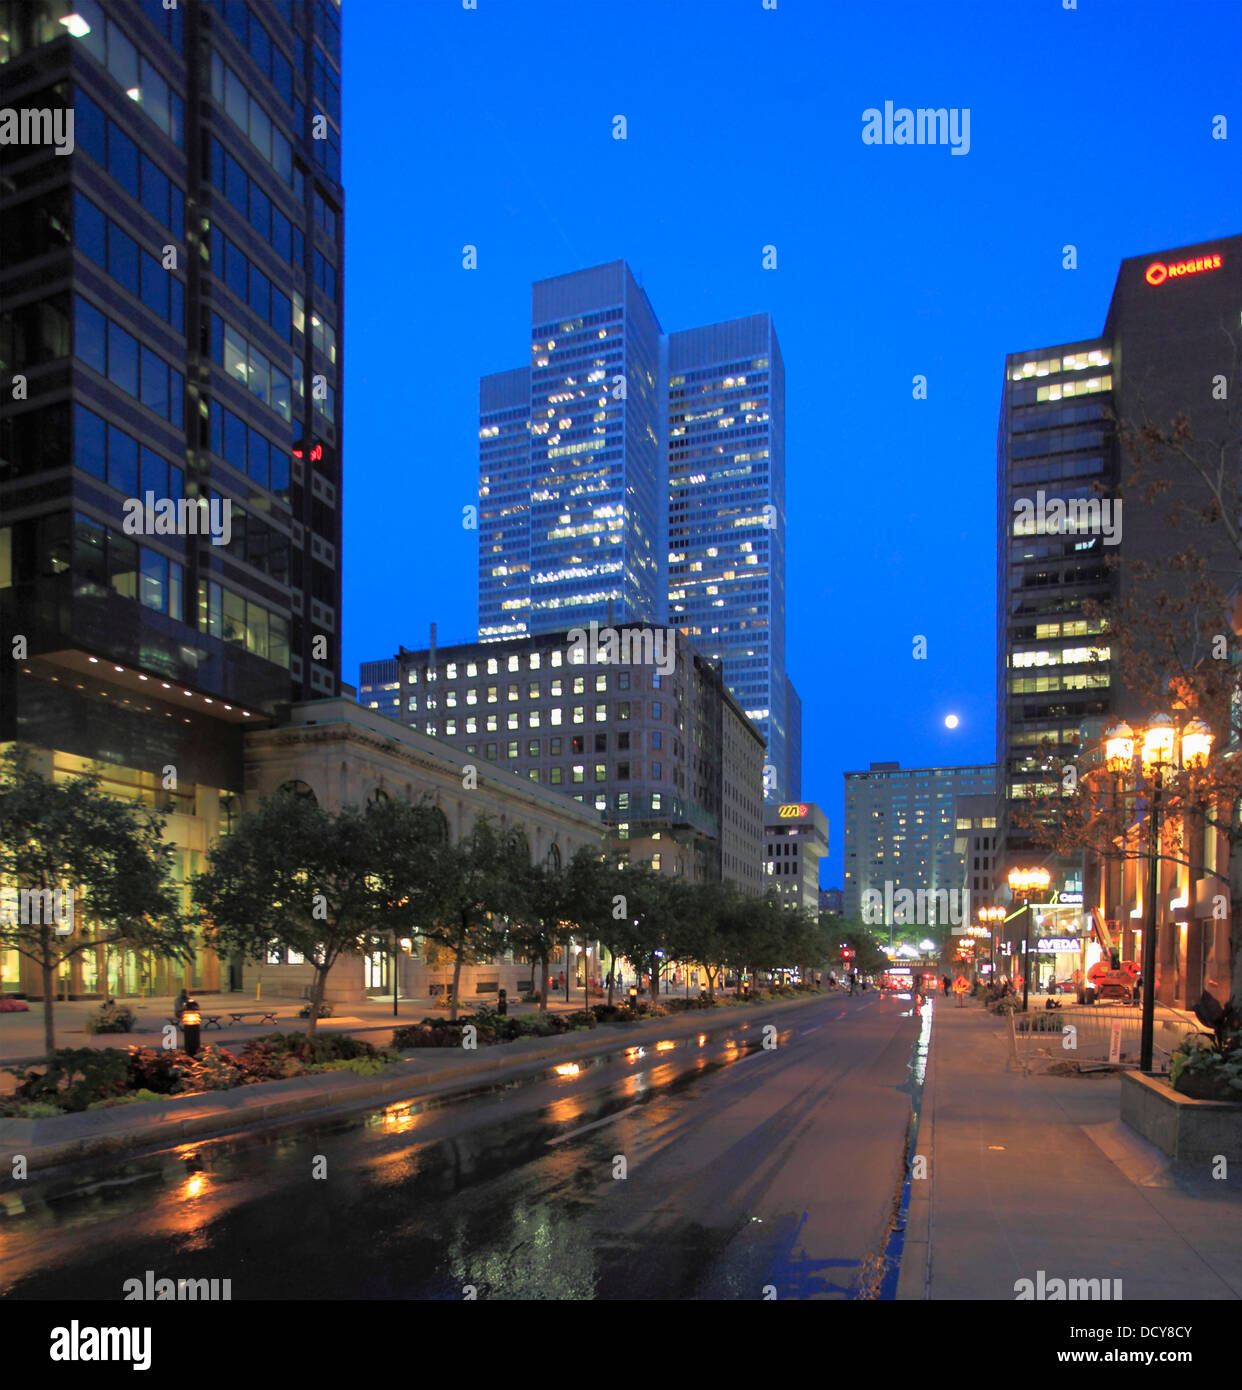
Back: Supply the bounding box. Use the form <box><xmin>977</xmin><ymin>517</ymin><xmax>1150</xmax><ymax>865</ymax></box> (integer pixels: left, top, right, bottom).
<box><xmin>546</xmin><ymin>1104</ymin><xmax>641</xmax><ymax>1146</ymax></box>
<box><xmin>803</xmin><ymin>1026</ymin><xmax>821</xmax><ymax>1035</ymax></box>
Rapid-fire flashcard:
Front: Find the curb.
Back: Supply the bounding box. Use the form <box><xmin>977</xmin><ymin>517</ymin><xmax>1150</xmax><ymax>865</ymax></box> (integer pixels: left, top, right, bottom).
<box><xmin>0</xmin><ymin>991</ymin><xmax>827</xmax><ymax>1173</ymax></box>
<box><xmin>895</xmin><ymin>1006</ymin><xmax>937</xmax><ymax>1300</ymax></box>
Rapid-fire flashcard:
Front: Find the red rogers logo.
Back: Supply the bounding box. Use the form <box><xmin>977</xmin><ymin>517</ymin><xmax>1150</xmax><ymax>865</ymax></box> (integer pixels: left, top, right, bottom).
<box><xmin>1145</xmin><ymin>253</ymin><xmax>1222</xmax><ymax>286</ymax></box>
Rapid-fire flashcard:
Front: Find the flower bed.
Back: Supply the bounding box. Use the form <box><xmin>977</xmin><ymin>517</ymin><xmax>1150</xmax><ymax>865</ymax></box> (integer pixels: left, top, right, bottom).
<box><xmin>0</xmin><ymin>1033</ymin><xmax>396</xmax><ymax>1117</ymax></box>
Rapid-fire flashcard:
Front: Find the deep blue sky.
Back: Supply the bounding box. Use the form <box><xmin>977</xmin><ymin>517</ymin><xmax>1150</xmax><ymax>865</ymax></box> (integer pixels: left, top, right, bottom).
<box><xmin>339</xmin><ymin>0</ymin><xmax>1242</xmax><ymax>888</ymax></box>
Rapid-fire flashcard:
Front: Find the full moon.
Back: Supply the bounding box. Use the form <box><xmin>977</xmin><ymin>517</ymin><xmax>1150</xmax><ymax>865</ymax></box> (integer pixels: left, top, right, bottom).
<box><xmin>945</xmin><ymin>714</ymin><xmax>960</xmax><ymax>729</ymax></box>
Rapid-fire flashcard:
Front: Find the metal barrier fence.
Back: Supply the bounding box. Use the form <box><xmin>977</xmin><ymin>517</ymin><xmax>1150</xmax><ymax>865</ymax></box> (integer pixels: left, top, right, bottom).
<box><xmin>1014</xmin><ymin>1004</ymin><xmax>1197</xmax><ymax>1071</ymax></box>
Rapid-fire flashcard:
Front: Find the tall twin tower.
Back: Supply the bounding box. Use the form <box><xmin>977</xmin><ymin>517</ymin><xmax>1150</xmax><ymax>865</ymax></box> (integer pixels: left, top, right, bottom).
<box><xmin>476</xmin><ymin>261</ymin><xmax>798</xmax><ymax>802</ymax></box>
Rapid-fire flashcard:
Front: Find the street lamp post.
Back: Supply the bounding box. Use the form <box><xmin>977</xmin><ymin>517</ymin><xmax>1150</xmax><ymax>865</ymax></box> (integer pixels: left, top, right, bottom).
<box><xmin>1106</xmin><ymin>714</ymin><xmax>1212</xmax><ymax>1072</ymax></box>
<box><xmin>1007</xmin><ymin>867</ymin><xmax>1052</xmax><ymax>1012</ymax></box>
<box><xmin>978</xmin><ymin>906</ymin><xmax>1005</xmax><ymax>982</ymax></box>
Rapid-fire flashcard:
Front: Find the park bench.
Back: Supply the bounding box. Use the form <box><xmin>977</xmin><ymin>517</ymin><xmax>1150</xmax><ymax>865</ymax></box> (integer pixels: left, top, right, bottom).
<box><xmin>167</xmin><ymin>1012</ymin><xmax>225</xmax><ymax>1030</ymax></box>
<box><xmin>226</xmin><ymin>1010</ymin><xmax>279</xmax><ymax>1026</ymax></box>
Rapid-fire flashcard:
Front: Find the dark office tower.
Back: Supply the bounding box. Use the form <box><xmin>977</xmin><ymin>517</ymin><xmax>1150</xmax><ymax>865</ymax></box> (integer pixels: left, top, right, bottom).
<box><xmin>997</xmin><ymin>337</ymin><xmax>1116</xmax><ymax>878</ymax></box>
<box><xmin>0</xmin><ymin>0</ymin><xmax>343</xmax><ymax>994</ymax></box>
<box><xmin>667</xmin><ymin>315</ymin><xmax>787</xmax><ymax>799</ymax></box>
<box><xmin>478</xmin><ymin>261</ymin><xmax>663</xmax><ymax>641</ymax></box>
<box><xmin>997</xmin><ymin>234</ymin><xmax>1242</xmax><ymax>891</ymax></box>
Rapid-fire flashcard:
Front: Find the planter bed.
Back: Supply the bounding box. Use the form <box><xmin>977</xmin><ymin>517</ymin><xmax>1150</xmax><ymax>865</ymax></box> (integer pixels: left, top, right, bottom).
<box><xmin>1120</xmin><ymin>1070</ymin><xmax>1242</xmax><ymax>1162</ymax></box>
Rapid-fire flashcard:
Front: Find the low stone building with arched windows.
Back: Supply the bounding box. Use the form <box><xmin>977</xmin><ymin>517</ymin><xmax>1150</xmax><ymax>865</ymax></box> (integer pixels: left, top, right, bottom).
<box><xmin>241</xmin><ymin>697</ymin><xmax>603</xmax><ymax>1004</ymax></box>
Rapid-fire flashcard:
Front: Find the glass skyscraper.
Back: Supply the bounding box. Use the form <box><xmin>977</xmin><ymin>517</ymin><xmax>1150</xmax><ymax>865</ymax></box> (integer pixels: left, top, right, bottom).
<box><xmin>0</xmin><ymin>0</ymin><xmax>342</xmax><ymax>994</ymax></box>
<box><xmin>479</xmin><ymin>261</ymin><xmax>662</xmax><ymax>641</ymax></box>
<box><xmin>477</xmin><ymin>263</ymin><xmax>795</xmax><ymax>800</ymax></box>
<box><xmin>667</xmin><ymin>314</ymin><xmax>787</xmax><ymax>798</ymax></box>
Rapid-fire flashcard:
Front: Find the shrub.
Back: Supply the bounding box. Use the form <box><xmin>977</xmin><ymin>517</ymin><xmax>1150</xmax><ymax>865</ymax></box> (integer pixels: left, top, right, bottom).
<box><xmin>86</xmin><ymin>1088</ymin><xmax>166</xmax><ymax>1110</ymax></box>
<box><xmin>1171</xmin><ymin>1031</ymin><xmax>1242</xmax><ymax>1100</ymax></box>
<box><xmin>10</xmin><ymin>1047</ymin><xmax>130</xmax><ymax>1112</ymax></box>
<box><xmin>126</xmin><ymin>1046</ymin><xmax>184</xmax><ymax>1095</ymax></box>
<box><xmin>298</xmin><ymin>1000</ymin><xmax>333</xmax><ymax>1019</ymax></box>
<box><xmin>177</xmin><ymin>1046</ymin><xmax>243</xmax><ymax>1092</ymax></box>
<box><xmin>0</xmin><ymin>1099</ymin><xmax>62</xmax><ymax>1118</ymax></box>
<box><xmin>564</xmin><ymin>1010</ymin><xmax>596</xmax><ymax>1030</ymax></box>
<box><xmin>84</xmin><ymin>1001</ymin><xmax>137</xmax><ymax>1034</ymax></box>
<box><xmin>309</xmin><ymin>1055</ymin><xmax>392</xmax><ymax>1076</ymax></box>
<box><xmin>991</xmin><ymin>995</ymin><xmax>1022</xmax><ymax>1016</ymax></box>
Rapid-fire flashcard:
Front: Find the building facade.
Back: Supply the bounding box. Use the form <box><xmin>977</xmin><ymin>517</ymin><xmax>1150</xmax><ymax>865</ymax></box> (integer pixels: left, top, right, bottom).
<box><xmin>476</xmin><ymin>262</ymin><xmax>795</xmax><ymax>802</ymax></box>
<box><xmin>764</xmin><ymin>801</ymin><xmax>829</xmax><ymax>916</ymax></box>
<box><xmin>242</xmin><ymin>698</ymin><xmax>603</xmax><ymax>1004</ymax></box>
<box><xmin>0</xmin><ymin>0</ymin><xmax>343</xmax><ymax>995</ymax></box>
<box><xmin>997</xmin><ymin>234</ymin><xmax>1242</xmax><ymax>897</ymax></box>
<box><xmin>361</xmin><ymin>625</ymin><xmax>766</xmax><ymax>892</ymax></box>
<box><xmin>843</xmin><ymin>762</ymin><xmax>996</xmax><ymax>923</ymax></box>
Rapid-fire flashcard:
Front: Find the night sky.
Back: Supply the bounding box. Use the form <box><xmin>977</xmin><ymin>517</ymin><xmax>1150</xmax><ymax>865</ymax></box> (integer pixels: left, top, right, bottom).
<box><xmin>339</xmin><ymin>0</ymin><xmax>1242</xmax><ymax>888</ymax></box>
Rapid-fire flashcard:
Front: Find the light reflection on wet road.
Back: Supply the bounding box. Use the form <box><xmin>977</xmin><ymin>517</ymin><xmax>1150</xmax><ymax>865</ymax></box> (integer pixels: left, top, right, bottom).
<box><xmin>0</xmin><ymin>992</ymin><xmax>918</xmax><ymax>1300</ymax></box>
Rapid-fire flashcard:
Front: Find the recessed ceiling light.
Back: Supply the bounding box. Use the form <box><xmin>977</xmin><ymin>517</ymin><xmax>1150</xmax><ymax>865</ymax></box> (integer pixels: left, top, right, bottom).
<box><xmin>88</xmin><ymin>656</ymin><xmax>99</xmax><ymax>663</ymax></box>
<box><xmin>162</xmin><ymin>683</ymin><xmax>171</xmax><ymax>689</ymax></box>
<box><xmin>59</xmin><ymin>14</ymin><xmax>92</xmax><ymax>38</ymax></box>
<box><xmin>204</xmin><ymin>697</ymin><xmax>213</xmax><ymax>704</ymax></box>
<box><xmin>138</xmin><ymin>674</ymin><xmax>148</xmax><ymax>681</ymax></box>
<box><xmin>114</xmin><ymin>665</ymin><xmax>124</xmax><ymax>673</ymax></box>
<box><xmin>183</xmin><ymin>691</ymin><xmax>192</xmax><ymax>697</ymax></box>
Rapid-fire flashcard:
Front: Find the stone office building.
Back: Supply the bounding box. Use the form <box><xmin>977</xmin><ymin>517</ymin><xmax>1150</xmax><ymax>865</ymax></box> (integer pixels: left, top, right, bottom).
<box><xmin>360</xmin><ymin>625</ymin><xmax>767</xmax><ymax>893</ymax></box>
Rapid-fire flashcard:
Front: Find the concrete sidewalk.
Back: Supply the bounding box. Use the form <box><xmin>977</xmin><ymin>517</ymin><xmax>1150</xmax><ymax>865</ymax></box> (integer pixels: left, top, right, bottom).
<box><xmin>899</xmin><ymin>999</ymin><xmax>1242</xmax><ymax>1300</ymax></box>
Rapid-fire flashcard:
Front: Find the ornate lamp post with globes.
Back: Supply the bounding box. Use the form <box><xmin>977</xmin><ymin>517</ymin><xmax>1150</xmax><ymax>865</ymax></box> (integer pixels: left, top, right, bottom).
<box><xmin>1007</xmin><ymin>867</ymin><xmax>1052</xmax><ymax>1013</ymax></box>
<box><xmin>1103</xmin><ymin>713</ymin><xmax>1213</xmax><ymax>1072</ymax></box>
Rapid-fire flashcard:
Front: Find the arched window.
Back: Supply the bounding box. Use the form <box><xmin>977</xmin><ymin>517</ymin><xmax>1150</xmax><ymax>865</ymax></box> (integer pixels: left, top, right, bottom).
<box><xmin>546</xmin><ymin>843</ymin><xmax>562</xmax><ymax>872</ymax></box>
<box><xmin>277</xmin><ymin>779</ymin><xmax>317</xmax><ymax>804</ymax></box>
<box><xmin>432</xmin><ymin>806</ymin><xmax>450</xmax><ymax>843</ymax></box>
<box><xmin>368</xmin><ymin>786</ymin><xmax>390</xmax><ymax>805</ymax></box>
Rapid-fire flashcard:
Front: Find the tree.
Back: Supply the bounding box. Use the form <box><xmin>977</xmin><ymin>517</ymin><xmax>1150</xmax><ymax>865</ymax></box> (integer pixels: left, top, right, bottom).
<box><xmin>565</xmin><ymin>847</ymin><xmax>639</xmax><ymax>1005</ymax></box>
<box><xmin>421</xmin><ymin>816</ymin><xmax>530</xmax><ymax>1022</ymax></box>
<box><xmin>823</xmin><ymin>919</ymin><xmax>890</xmax><ymax>976</ymax></box>
<box><xmin>0</xmin><ymin>745</ymin><xmax>189</xmax><ymax>1059</ymax></box>
<box><xmin>363</xmin><ymin>797</ymin><xmax>452</xmax><ymax>1011</ymax></box>
<box><xmin>194</xmin><ymin>790</ymin><xmax>388</xmax><ymax>1035</ymax></box>
<box><xmin>509</xmin><ymin>855</ymin><xmax>572</xmax><ymax>1014</ymax></box>
<box><xmin>675</xmin><ymin>880</ymin><xmax>732</xmax><ymax>999</ymax></box>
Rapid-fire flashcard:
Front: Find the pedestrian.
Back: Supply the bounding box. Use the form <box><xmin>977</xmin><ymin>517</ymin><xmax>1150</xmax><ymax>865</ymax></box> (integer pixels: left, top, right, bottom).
<box><xmin>942</xmin><ymin>975</ymin><xmax>951</xmax><ymax>996</ymax></box>
<box><xmin>557</xmin><ymin>971</ymin><xmax>564</xmax><ymax>991</ymax></box>
<box><xmin>174</xmin><ymin>988</ymin><xmax>189</xmax><ymax>1022</ymax></box>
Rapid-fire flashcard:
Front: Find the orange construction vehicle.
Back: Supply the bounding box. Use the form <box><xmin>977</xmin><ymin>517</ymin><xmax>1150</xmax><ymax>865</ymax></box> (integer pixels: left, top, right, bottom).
<box><xmin>1085</xmin><ymin>908</ymin><xmax>1140</xmax><ymax>1004</ymax></box>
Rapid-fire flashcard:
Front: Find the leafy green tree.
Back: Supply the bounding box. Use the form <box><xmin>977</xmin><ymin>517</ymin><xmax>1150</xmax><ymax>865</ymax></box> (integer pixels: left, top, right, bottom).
<box><xmin>675</xmin><ymin>880</ymin><xmax>733</xmax><ymax>999</ymax></box>
<box><xmin>509</xmin><ymin>855</ymin><xmax>572</xmax><ymax>1014</ymax></box>
<box><xmin>422</xmin><ymin>816</ymin><xmax>530</xmax><ymax>1022</ymax></box>
<box><xmin>0</xmin><ymin>746</ymin><xmax>189</xmax><ymax>1058</ymax></box>
<box><xmin>565</xmin><ymin>847</ymin><xmax>633</xmax><ymax>1004</ymax></box>
<box><xmin>194</xmin><ymin>790</ymin><xmax>387</xmax><ymax>1034</ymax></box>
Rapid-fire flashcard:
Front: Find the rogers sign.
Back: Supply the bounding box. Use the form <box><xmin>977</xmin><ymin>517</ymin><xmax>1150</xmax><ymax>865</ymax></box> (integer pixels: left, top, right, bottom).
<box><xmin>1145</xmin><ymin>253</ymin><xmax>1222</xmax><ymax>286</ymax></box>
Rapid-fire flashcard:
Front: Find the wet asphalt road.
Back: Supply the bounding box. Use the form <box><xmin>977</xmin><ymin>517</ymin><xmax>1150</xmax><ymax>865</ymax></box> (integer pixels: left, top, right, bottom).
<box><xmin>0</xmin><ymin>991</ymin><xmax>924</xmax><ymax>1300</ymax></box>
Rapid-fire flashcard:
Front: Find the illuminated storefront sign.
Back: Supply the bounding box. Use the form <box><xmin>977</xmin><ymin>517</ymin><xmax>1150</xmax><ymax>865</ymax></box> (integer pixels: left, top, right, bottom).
<box><xmin>1145</xmin><ymin>253</ymin><xmax>1222</xmax><ymax>286</ymax></box>
<box><xmin>777</xmin><ymin>803</ymin><xmax>808</xmax><ymax>819</ymax></box>
<box><xmin>1037</xmin><ymin>938</ymin><xmax>1080</xmax><ymax>953</ymax></box>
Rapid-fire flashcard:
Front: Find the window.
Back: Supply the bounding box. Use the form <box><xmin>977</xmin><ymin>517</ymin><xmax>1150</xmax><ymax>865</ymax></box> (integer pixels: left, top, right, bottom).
<box><xmin>617</xmin><ymin>733</ymin><xmax>630</xmax><ymax>751</ymax></box>
<box><xmin>573</xmin><ymin>677</ymin><xmax>585</xmax><ymax>695</ymax></box>
<box><xmin>571</xmin><ymin>736</ymin><xmax>584</xmax><ymax>754</ymax></box>
<box><xmin>652</xmin><ymin>762</ymin><xmax>662</xmax><ymax>780</ymax></box>
<box><xmin>618</xmin><ymin>671</ymin><xmax>631</xmax><ymax>690</ymax></box>
<box><xmin>550</xmin><ymin>768</ymin><xmax>563</xmax><ymax>785</ymax></box>
<box><xmin>651</xmin><ymin>731</ymin><xmax>662</xmax><ymax>749</ymax></box>
<box><xmin>550</xmin><ymin>738</ymin><xmax>562</xmax><ymax>755</ymax></box>
<box><xmin>594</xmin><ymin>764</ymin><xmax>607</xmax><ymax>782</ymax></box>
<box><xmin>527</xmin><ymin>739</ymin><xmax>540</xmax><ymax>757</ymax></box>
<box><xmin>594</xmin><ymin>734</ymin><xmax>607</xmax><ymax>752</ymax></box>
<box><xmin>75</xmin><ymin>405</ymin><xmax>106</xmax><ymax>481</ymax></box>
<box><xmin>617</xmin><ymin>702</ymin><xmax>630</xmax><ymax>720</ymax></box>
<box><xmin>107</xmin><ymin>320</ymin><xmax>138</xmax><ymax>396</ymax></box>
<box><xmin>507</xmin><ymin>742</ymin><xmax>519</xmax><ymax>759</ymax></box>
<box><xmin>595</xmin><ymin>703</ymin><xmax>607</xmax><ymax>722</ymax></box>
<box><xmin>572</xmin><ymin>765</ymin><xmax>584</xmax><ymax>784</ymax></box>
<box><xmin>652</xmin><ymin>702</ymin><xmax>662</xmax><ymax>719</ymax></box>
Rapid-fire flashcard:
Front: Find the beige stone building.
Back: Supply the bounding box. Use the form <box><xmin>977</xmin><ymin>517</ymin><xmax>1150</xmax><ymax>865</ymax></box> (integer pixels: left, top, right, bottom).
<box><xmin>242</xmin><ymin>697</ymin><xmax>604</xmax><ymax>1005</ymax></box>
